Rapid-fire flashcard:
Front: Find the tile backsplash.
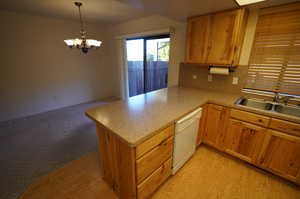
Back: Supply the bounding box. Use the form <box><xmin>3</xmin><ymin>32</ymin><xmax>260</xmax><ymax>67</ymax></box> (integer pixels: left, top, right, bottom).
<box><xmin>179</xmin><ymin>63</ymin><xmax>248</xmax><ymax>94</ymax></box>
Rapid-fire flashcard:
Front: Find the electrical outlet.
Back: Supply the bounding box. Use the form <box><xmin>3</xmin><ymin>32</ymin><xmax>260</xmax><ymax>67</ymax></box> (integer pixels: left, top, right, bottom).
<box><xmin>208</xmin><ymin>75</ymin><xmax>213</xmax><ymax>82</ymax></box>
<box><xmin>232</xmin><ymin>77</ymin><xmax>239</xmax><ymax>85</ymax></box>
<box><xmin>192</xmin><ymin>75</ymin><xmax>197</xmax><ymax>79</ymax></box>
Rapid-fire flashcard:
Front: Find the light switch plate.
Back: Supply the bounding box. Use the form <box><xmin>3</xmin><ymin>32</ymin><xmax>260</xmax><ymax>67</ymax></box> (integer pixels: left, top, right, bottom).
<box><xmin>208</xmin><ymin>75</ymin><xmax>213</xmax><ymax>82</ymax></box>
<box><xmin>232</xmin><ymin>77</ymin><xmax>239</xmax><ymax>85</ymax></box>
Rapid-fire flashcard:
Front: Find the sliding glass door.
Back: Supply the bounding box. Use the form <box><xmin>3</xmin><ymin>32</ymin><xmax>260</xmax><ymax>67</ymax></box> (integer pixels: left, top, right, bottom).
<box><xmin>126</xmin><ymin>35</ymin><xmax>170</xmax><ymax>97</ymax></box>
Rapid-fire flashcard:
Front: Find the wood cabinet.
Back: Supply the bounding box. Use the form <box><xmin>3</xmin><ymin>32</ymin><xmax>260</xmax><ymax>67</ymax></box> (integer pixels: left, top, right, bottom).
<box><xmin>136</xmin><ymin>136</ymin><xmax>173</xmax><ymax>184</ymax></box>
<box><xmin>201</xmin><ymin>105</ymin><xmax>300</xmax><ymax>185</ymax></box>
<box><xmin>185</xmin><ymin>15</ymin><xmax>211</xmax><ymax>63</ymax></box>
<box><xmin>97</xmin><ymin>124</ymin><xmax>136</xmax><ymax>198</ymax></box>
<box><xmin>203</xmin><ymin>104</ymin><xmax>229</xmax><ymax>149</ymax></box>
<box><xmin>224</xmin><ymin>119</ymin><xmax>267</xmax><ymax>164</ymax></box>
<box><xmin>258</xmin><ymin>130</ymin><xmax>300</xmax><ymax>184</ymax></box>
<box><xmin>196</xmin><ymin>104</ymin><xmax>208</xmax><ymax>146</ymax></box>
<box><xmin>137</xmin><ymin>159</ymin><xmax>172</xmax><ymax>199</ymax></box>
<box><xmin>136</xmin><ymin>125</ymin><xmax>174</xmax><ymax>159</ymax></box>
<box><xmin>230</xmin><ymin>109</ymin><xmax>270</xmax><ymax>127</ymax></box>
<box><xmin>96</xmin><ymin>123</ymin><xmax>174</xmax><ymax>199</ymax></box>
<box><xmin>185</xmin><ymin>8</ymin><xmax>248</xmax><ymax>66</ymax></box>
<box><xmin>269</xmin><ymin>118</ymin><xmax>300</xmax><ymax>137</ymax></box>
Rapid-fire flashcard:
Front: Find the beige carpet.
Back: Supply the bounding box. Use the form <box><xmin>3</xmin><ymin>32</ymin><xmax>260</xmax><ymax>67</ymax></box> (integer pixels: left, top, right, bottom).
<box><xmin>20</xmin><ymin>146</ymin><xmax>300</xmax><ymax>199</ymax></box>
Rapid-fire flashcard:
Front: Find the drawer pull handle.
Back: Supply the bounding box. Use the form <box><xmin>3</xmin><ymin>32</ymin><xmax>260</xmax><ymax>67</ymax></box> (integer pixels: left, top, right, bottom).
<box><xmin>293</xmin><ymin>129</ymin><xmax>300</xmax><ymax>132</ymax></box>
<box><xmin>258</xmin><ymin>119</ymin><xmax>263</xmax><ymax>123</ymax></box>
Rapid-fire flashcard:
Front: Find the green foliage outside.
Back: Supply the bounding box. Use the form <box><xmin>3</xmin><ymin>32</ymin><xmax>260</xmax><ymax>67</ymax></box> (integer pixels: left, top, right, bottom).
<box><xmin>146</xmin><ymin>40</ymin><xmax>170</xmax><ymax>62</ymax></box>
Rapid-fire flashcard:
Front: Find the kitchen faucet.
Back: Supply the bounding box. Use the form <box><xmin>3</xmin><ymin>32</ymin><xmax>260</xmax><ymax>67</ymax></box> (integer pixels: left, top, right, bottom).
<box><xmin>272</xmin><ymin>93</ymin><xmax>294</xmax><ymax>105</ymax></box>
<box><xmin>273</xmin><ymin>93</ymin><xmax>281</xmax><ymax>103</ymax></box>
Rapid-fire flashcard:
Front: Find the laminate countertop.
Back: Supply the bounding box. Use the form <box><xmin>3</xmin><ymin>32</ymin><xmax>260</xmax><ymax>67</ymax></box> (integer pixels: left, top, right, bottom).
<box><xmin>86</xmin><ymin>86</ymin><xmax>300</xmax><ymax>146</ymax></box>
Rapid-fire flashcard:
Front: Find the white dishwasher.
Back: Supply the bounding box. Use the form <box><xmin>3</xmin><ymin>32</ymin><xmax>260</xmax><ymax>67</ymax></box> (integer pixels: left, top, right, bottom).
<box><xmin>172</xmin><ymin>107</ymin><xmax>202</xmax><ymax>174</ymax></box>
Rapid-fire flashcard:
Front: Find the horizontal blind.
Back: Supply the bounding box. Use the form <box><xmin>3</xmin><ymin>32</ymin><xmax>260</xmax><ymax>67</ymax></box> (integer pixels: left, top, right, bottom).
<box><xmin>245</xmin><ymin>2</ymin><xmax>300</xmax><ymax>95</ymax></box>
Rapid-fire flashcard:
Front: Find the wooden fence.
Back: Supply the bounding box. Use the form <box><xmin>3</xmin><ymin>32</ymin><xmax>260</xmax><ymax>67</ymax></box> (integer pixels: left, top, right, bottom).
<box><xmin>128</xmin><ymin>61</ymin><xmax>168</xmax><ymax>97</ymax></box>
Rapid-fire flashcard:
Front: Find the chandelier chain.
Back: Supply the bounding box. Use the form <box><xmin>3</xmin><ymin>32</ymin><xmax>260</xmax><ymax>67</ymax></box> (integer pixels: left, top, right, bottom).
<box><xmin>77</xmin><ymin>3</ymin><xmax>85</xmax><ymax>36</ymax></box>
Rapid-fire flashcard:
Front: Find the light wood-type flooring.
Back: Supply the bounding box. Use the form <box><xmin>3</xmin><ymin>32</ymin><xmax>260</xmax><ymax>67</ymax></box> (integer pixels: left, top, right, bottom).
<box><xmin>20</xmin><ymin>146</ymin><xmax>300</xmax><ymax>199</ymax></box>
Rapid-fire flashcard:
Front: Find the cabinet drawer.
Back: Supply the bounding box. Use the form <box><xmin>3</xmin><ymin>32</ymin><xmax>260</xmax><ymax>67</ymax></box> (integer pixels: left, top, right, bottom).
<box><xmin>136</xmin><ymin>124</ymin><xmax>174</xmax><ymax>159</ymax></box>
<box><xmin>136</xmin><ymin>136</ymin><xmax>173</xmax><ymax>184</ymax></box>
<box><xmin>230</xmin><ymin>109</ymin><xmax>270</xmax><ymax>127</ymax></box>
<box><xmin>137</xmin><ymin>158</ymin><xmax>172</xmax><ymax>199</ymax></box>
<box><xmin>269</xmin><ymin>118</ymin><xmax>300</xmax><ymax>137</ymax></box>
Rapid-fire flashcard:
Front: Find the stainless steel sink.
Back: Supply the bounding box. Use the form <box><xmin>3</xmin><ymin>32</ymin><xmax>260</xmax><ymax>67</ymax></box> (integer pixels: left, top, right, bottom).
<box><xmin>236</xmin><ymin>98</ymin><xmax>300</xmax><ymax>118</ymax></box>
<box><xmin>273</xmin><ymin>104</ymin><xmax>300</xmax><ymax>118</ymax></box>
<box><xmin>235</xmin><ymin>98</ymin><xmax>272</xmax><ymax>111</ymax></box>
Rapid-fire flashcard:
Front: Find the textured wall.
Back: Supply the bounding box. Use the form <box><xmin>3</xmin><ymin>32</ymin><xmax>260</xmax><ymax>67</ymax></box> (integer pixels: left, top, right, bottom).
<box><xmin>0</xmin><ymin>11</ymin><xmax>115</xmax><ymax>122</ymax></box>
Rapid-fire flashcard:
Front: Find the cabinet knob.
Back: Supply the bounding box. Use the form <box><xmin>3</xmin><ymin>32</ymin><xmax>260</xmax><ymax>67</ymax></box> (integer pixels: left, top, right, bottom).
<box><xmin>258</xmin><ymin>119</ymin><xmax>263</xmax><ymax>123</ymax></box>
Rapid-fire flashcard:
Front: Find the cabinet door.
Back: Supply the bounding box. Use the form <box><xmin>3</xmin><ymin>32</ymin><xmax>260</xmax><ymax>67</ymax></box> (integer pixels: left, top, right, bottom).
<box><xmin>203</xmin><ymin>104</ymin><xmax>229</xmax><ymax>149</ymax></box>
<box><xmin>185</xmin><ymin>15</ymin><xmax>211</xmax><ymax>63</ymax></box>
<box><xmin>196</xmin><ymin>104</ymin><xmax>208</xmax><ymax>146</ymax></box>
<box><xmin>259</xmin><ymin>130</ymin><xmax>300</xmax><ymax>184</ymax></box>
<box><xmin>224</xmin><ymin>119</ymin><xmax>267</xmax><ymax>164</ymax></box>
<box><xmin>206</xmin><ymin>9</ymin><xmax>246</xmax><ymax>65</ymax></box>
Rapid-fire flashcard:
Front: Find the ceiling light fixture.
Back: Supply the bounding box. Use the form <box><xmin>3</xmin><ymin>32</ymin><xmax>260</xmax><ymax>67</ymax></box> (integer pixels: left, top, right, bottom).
<box><xmin>64</xmin><ymin>2</ymin><xmax>102</xmax><ymax>54</ymax></box>
<box><xmin>235</xmin><ymin>0</ymin><xmax>266</xmax><ymax>6</ymax></box>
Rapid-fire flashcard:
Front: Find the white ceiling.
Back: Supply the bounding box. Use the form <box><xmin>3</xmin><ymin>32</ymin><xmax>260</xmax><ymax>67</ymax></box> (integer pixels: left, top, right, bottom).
<box><xmin>0</xmin><ymin>0</ymin><xmax>298</xmax><ymax>24</ymax></box>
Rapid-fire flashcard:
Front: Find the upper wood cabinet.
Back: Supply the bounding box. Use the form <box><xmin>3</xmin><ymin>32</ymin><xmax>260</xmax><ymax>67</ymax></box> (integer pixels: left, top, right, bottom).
<box><xmin>203</xmin><ymin>104</ymin><xmax>229</xmax><ymax>149</ymax></box>
<box><xmin>185</xmin><ymin>15</ymin><xmax>211</xmax><ymax>64</ymax></box>
<box><xmin>185</xmin><ymin>8</ymin><xmax>248</xmax><ymax>66</ymax></box>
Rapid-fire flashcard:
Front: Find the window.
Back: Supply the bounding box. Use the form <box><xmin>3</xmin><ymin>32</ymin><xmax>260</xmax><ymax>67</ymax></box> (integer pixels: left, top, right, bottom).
<box><xmin>244</xmin><ymin>2</ymin><xmax>300</xmax><ymax>97</ymax></box>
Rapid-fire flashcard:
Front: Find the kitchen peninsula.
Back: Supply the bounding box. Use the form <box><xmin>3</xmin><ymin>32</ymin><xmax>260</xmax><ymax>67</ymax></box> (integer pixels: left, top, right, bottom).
<box><xmin>86</xmin><ymin>86</ymin><xmax>300</xmax><ymax>199</ymax></box>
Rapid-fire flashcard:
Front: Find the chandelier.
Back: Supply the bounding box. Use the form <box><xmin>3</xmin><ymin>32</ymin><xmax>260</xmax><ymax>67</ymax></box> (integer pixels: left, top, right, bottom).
<box><xmin>64</xmin><ymin>2</ymin><xmax>102</xmax><ymax>53</ymax></box>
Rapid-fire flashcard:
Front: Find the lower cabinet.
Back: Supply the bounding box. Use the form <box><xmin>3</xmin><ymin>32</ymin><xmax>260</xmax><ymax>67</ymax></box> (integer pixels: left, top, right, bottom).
<box><xmin>202</xmin><ymin>104</ymin><xmax>229</xmax><ymax>149</ymax></box>
<box><xmin>96</xmin><ymin>123</ymin><xmax>174</xmax><ymax>199</ymax></box>
<box><xmin>202</xmin><ymin>104</ymin><xmax>300</xmax><ymax>185</ymax></box>
<box><xmin>137</xmin><ymin>159</ymin><xmax>172</xmax><ymax>199</ymax></box>
<box><xmin>224</xmin><ymin>119</ymin><xmax>267</xmax><ymax>164</ymax></box>
<box><xmin>136</xmin><ymin>136</ymin><xmax>173</xmax><ymax>184</ymax></box>
<box><xmin>258</xmin><ymin>130</ymin><xmax>300</xmax><ymax>183</ymax></box>
<box><xmin>196</xmin><ymin>104</ymin><xmax>208</xmax><ymax>146</ymax></box>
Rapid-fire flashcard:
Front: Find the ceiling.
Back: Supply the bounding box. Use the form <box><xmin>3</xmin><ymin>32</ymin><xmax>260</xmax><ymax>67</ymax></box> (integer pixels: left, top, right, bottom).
<box><xmin>116</xmin><ymin>0</ymin><xmax>300</xmax><ymax>21</ymax></box>
<box><xmin>116</xmin><ymin>0</ymin><xmax>239</xmax><ymax>21</ymax></box>
<box><xmin>0</xmin><ymin>0</ymin><xmax>299</xmax><ymax>24</ymax></box>
<box><xmin>0</xmin><ymin>0</ymin><xmax>149</xmax><ymax>24</ymax></box>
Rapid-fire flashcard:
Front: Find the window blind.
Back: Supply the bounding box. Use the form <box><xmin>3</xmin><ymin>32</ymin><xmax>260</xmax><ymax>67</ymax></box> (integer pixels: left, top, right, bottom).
<box><xmin>245</xmin><ymin>2</ymin><xmax>300</xmax><ymax>96</ymax></box>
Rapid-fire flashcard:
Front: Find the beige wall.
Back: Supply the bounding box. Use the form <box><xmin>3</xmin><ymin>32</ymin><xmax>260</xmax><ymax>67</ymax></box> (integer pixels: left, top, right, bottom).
<box><xmin>107</xmin><ymin>15</ymin><xmax>187</xmax><ymax>97</ymax></box>
<box><xmin>179</xmin><ymin>8</ymin><xmax>259</xmax><ymax>94</ymax></box>
<box><xmin>0</xmin><ymin>11</ymin><xmax>115</xmax><ymax>122</ymax></box>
